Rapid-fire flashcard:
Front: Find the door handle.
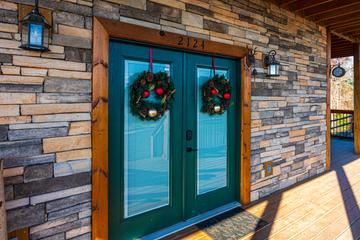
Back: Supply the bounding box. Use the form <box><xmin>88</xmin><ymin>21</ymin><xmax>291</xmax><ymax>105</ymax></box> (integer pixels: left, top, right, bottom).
<box><xmin>186</xmin><ymin>147</ymin><xmax>198</xmax><ymax>152</ymax></box>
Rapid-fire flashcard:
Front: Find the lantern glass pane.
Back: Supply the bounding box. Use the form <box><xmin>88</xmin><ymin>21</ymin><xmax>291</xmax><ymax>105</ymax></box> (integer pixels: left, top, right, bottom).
<box><xmin>29</xmin><ymin>23</ymin><xmax>44</xmax><ymax>47</ymax></box>
<box><xmin>269</xmin><ymin>64</ymin><xmax>275</xmax><ymax>76</ymax></box>
<box><xmin>268</xmin><ymin>64</ymin><xmax>280</xmax><ymax>76</ymax></box>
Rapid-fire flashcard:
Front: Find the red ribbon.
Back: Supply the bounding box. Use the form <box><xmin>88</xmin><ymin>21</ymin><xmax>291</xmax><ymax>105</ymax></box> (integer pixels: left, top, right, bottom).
<box><xmin>149</xmin><ymin>48</ymin><xmax>153</xmax><ymax>73</ymax></box>
<box><xmin>211</xmin><ymin>56</ymin><xmax>216</xmax><ymax>75</ymax></box>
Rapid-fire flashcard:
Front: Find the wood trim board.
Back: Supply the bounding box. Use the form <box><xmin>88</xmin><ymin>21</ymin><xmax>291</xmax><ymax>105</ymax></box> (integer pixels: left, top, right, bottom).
<box><xmin>354</xmin><ymin>43</ymin><xmax>360</xmax><ymax>154</ymax></box>
<box><xmin>92</xmin><ymin>17</ymin><xmax>109</xmax><ymax>240</ymax></box>
<box><xmin>8</xmin><ymin>228</ymin><xmax>29</xmax><ymax>240</ymax></box>
<box><xmin>92</xmin><ymin>16</ymin><xmax>252</xmax><ymax>240</ymax></box>
<box><xmin>326</xmin><ymin>28</ymin><xmax>331</xmax><ymax>170</ymax></box>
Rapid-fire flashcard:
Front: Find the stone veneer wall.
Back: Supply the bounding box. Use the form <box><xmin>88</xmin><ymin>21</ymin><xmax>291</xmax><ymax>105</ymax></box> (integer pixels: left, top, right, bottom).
<box><xmin>0</xmin><ymin>0</ymin><xmax>93</xmax><ymax>239</ymax></box>
<box><xmin>0</xmin><ymin>0</ymin><xmax>327</xmax><ymax>239</ymax></box>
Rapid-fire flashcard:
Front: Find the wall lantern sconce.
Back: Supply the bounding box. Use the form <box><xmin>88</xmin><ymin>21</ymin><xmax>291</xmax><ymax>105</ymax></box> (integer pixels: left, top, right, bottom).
<box><xmin>264</xmin><ymin>50</ymin><xmax>280</xmax><ymax>77</ymax></box>
<box><xmin>20</xmin><ymin>0</ymin><xmax>51</xmax><ymax>51</ymax></box>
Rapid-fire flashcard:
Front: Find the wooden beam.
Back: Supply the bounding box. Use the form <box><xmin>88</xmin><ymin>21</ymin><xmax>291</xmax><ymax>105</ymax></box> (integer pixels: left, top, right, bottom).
<box><xmin>326</xmin><ymin>29</ymin><xmax>331</xmax><ymax>170</ymax></box>
<box><xmin>313</xmin><ymin>7</ymin><xmax>360</xmax><ymax>22</ymax></box>
<box><xmin>332</xmin><ymin>47</ymin><xmax>353</xmax><ymax>52</ymax></box>
<box><xmin>292</xmin><ymin>0</ymin><xmax>333</xmax><ymax>12</ymax></box>
<box><xmin>330</xmin><ymin>20</ymin><xmax>360</xmax><ymax>31</ymax></box>
<box><xmin>331</xmin><ymin>53</ymin><xmax>354</xmax><ymax>58</ymax></box>
<box><xmin>306</xmin><ymin>0</ymin><xmax>360</xmax><ymax>17</ymax></box>
<box><xmin>354</xmin><ymin>43</ymin><xmax>360</xmax><ymax>154</ymax></box>
<box><xmin>331</xmin><ymin>30</ymin><xmax>359</xmax><ymax>44</ymax></box>
<box><xmin>240</xmin><ymin>57</ymin><xmax>252</xmax><ymax>205</ymax></box>
<box><xmin>280</xmin><ymin>0</ymin><xmax>297</xmax><ymax>7</ymax></box>
<box><xmin>335</xmin><ymin>26</ymin><xmax>360</xmax><ymax>35</ymax></box>
<box><xmin>331</xmin><ymin>45</ymin><xmax>353</xmax><ymax>50</ymax></box>
<box><xmin>332</xmin><ymin>52</ymin><xmax>354</xmax><ymax>58</ymax></box>
<box><xmin>92</xmin><ymin>17</ymin><xmax>109</xmax><ymax>240</ymax></box>
<box><xmin>321</xmin><ymin>13</ymin><xmax>360</xmax><ymax>27</ymax></box>
<box><xmin>97</xmin><ymin>18</ymin><xmax>248</xmax><ymax>59</ymax></box>
<box><xmin>350</xmin><ymin>33</ymin><xmax>360</xmax><ymax>39</ymax></box>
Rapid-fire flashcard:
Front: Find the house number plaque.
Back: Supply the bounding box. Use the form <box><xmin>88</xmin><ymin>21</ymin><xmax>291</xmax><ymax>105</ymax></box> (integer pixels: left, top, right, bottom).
<box><xmin>177</xmin><ymin>36</ymin><xmax>205</xmax><ymax>50</ymax></box>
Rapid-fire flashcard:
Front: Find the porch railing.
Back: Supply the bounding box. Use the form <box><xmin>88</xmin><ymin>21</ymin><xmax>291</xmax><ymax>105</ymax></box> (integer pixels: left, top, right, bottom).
<box><xmin>331</xmin><ymin>109</ymin><xmax>354</xmax><ymax>138</ymax></box>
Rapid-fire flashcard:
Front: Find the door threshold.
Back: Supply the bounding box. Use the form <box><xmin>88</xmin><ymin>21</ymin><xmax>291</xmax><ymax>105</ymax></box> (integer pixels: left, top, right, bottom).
<box><xmin>141</xmin><ymin>202</ymin><xmax>241</xmax><ymax>240</ymax></box>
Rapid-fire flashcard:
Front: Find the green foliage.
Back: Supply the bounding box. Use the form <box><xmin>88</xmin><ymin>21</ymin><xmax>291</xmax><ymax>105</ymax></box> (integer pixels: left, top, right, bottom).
<box><xmin>130</xmin><ymin>71</ymin><xmax>175</xmax><ymax>121</ymax></box>
<box><xmin>201</xmin><ymin>74</ymin><xmax>232</xmax><ymax>115</ymax></box>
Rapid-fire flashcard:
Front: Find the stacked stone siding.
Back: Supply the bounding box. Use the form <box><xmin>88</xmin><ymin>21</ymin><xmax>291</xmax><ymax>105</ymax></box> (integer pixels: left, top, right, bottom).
<box><xmin>0</xmin><ymin>0</ymin><xmax>92</xmax><ymax>239</ymax></box>
<box><xmin>0</xmin><ymin>0</ymin><xmax>327</xmax><ymax>238</ymax></box>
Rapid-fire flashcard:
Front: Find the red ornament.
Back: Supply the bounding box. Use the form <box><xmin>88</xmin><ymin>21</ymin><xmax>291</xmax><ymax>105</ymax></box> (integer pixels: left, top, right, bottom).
<box><xmin>223</xmin><ymin>93</ymin><xmax>231</xmax><ymax>100</ymax></box>
<box><xmin>143</xmin><ymin>90</ymin><xmax>150</xmax><ymax>98</ymax></box>
<box><xmin>210</xmin><ymin>88</ymin><xmax>218</xmax><ymax>95</ymax></box>
<box><xmin>155</xmin><ymin>88</ymin><xmax>164</xmax><ymax>96</ymax></box>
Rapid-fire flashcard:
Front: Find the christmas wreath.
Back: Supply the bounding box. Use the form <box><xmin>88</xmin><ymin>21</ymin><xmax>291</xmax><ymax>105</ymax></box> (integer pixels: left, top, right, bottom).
<box><xmin>130</xmin><ymin>71</ymin><xmax>175</xmax><ymax>120</ymax></box>
<box><xmin>201</xmin><ymin>74</ymin><xmax>232</xmax><ymax>115</ymax></box>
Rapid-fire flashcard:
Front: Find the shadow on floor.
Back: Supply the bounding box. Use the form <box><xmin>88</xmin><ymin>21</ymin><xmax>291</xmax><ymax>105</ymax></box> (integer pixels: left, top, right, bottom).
<box><xmin>248</xmin><ymin>137</ymin><xmax>360</xmax><ymax>240</ymax></box>
<box><xmin>331</xmin><ymin>137</ymin><xmax>359</xmax><ymax>167</ymax></box>
<box><xmin>332</xmin><ymin>138</ymin><xmax>360</xmax><ymax>239</ymax></box>
<box><xmin>250</xmin><ymin>193</ymin><xmax>282</xmax><ymax>240</ymax></box>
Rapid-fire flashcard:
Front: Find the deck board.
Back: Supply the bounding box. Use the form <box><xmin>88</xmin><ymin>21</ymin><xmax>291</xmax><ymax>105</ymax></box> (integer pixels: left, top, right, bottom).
<box><xmin>179</xmin><ymin>138</ymin><xmax>360</xmax><ymax>240</ymax></box>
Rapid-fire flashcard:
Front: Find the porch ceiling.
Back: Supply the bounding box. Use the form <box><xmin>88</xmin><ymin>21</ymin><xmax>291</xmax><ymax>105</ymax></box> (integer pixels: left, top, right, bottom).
<box><xmin>273</xmin><ymin>0</ymin><xmax>360</xmax><ymax>58</ymax></box>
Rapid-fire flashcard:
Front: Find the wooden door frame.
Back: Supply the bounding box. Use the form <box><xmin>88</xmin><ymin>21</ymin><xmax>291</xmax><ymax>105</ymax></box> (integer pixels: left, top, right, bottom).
<box><xmin>92</xmin><ymin>16</ymin><xmax>252</xmax><ymax>240</ymax></box>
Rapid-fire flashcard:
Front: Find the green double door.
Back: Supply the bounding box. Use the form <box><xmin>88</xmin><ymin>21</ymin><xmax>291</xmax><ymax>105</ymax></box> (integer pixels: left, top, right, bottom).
<box><xmin>109</xmin><ymin>41</ymin><xmax>240</xmax><ymax>239</ymax></box>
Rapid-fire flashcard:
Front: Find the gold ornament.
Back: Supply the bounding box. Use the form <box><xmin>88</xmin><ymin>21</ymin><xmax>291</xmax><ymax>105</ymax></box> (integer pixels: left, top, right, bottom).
<box><xmin>148</xmin><ymin>109</ymin><xmax>158</xmax><ymax>118</ymax></box>
<box><xmin>214</xmin><ymin>105</ymin><xmax>221</xmax><ymax>113</ymax></box>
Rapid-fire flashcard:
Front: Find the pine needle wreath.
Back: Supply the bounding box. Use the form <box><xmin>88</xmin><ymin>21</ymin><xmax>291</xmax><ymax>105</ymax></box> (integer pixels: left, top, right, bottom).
<box><xmin>201</xmin><ymin>74</ymin><xmax>232</xmax><ymax>115</ymax></box>
<box><xmin>130</xmin><ymin>71</ymin><xmax>175</xmax><ymax>121</ymax></box>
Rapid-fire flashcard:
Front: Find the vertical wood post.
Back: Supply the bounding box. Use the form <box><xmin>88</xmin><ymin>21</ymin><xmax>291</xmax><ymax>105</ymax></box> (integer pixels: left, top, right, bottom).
<box><xmin>240</xmin><ymin>57</ymin><xmax>252</xmax><ymax>205</ymax></box>
<box><xmin>92</xmin><ymin>18</ymin><xmax>109</xmax><ymax>240</ymax></box>
<box><xmin>326</xmin><ymin>29</ymin><xmax>331</xmax><ymax>170</ymax></box>
<box><xmin>354</xmin><ymin>43</ymin><xmax>360</xmax><ymax>154</ymax></box>
<box><xmin>0</xmin><ymin>160</ymin><xmax>8</xmax><ymax>240</ymax></box>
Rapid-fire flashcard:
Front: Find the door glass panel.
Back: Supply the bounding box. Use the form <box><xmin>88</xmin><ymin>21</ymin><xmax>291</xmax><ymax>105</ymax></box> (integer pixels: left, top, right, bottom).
<box><xmin>197</xmin><ymin>68</ymin><xmax>228</xmax><ymax>195</ymax></box>
<box><xmin>124</xmin><ymin>60</ymin><xmax>171</xmax><ymax>218</ymax></box>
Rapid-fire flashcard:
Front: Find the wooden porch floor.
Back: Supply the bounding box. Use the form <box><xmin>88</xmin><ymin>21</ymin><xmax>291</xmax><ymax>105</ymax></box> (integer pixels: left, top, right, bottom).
<box><xmin>181</xmin><ymin>138</ymin><xmax>360</xmax><ymax>240</ymax></box>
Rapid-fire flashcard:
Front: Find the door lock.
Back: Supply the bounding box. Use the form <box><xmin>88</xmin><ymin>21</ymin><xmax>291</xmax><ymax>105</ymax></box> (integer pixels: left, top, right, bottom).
<box><xmin>186</xmin><ymin>147</ymin><xmax>198</xmax><ymax>152</ymax></box>
<box><xmin>186</xmin><ymin>130</ymin><xmax>193</xmax><ymax>141</ymax></box>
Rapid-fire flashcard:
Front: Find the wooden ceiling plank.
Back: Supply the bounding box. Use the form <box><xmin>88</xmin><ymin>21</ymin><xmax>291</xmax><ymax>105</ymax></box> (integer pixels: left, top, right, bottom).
<box><xmin>332</xmin><ymin>45</ymin><xmax>351</xmax><ymax>49</ymax></box>
<box><xmin>330</xmin><ymin>20</ymin><xmax>360</xmax><ymax>30</ymax></box>
<box><xmin>291</xmin><ymin>0</ymin><xmax>333</xmax><ymax>12</ymax></box>
<box><xmin>320</xmin><ymin>13</ymin><xmax>360</xmax><ymax>26</ymax></box>
<box><xmin>331</xmin><ymin>37</ymin><xmax>350</xmax><ymax>42</ymax></box>
<box><xmin>333</xmin><ymin>24</ymin><xmax>360</xmax><ymax>32</ymax></box>
<box><xmin>332</xmin><ymin>44</ymin><xmax>353</xmax><ymax>49</ymax></box>
<box><xmin>313</xmin><ymin>7</ymin><xmax>360</xmax><ymax>22</ymax></box>
<box><xmin>280</xmin><ymin>0</ymin><xmax>297</xmax><ymax>7</ymax></box>
<box><xmin>273</xmin><ymin>0</ymin><xmax>360</xmax><ymax>44</ymax></box>
<box><xmin>332</xmin><ymin>47</ymin><xmax>353</xmax><ymax>51</ymax></box>
<box><xmin>331</xmin><ymin>30</ymin><xmax>359</xmax><ymax>43</ymax></box>
<box><xmin>331</xmin><ymin>47</ymin><xmax>353</xmax><ymax>51</ymax></box>
<box><xmin>331</xmin><ymin>48</ymin><xmax>353</xmax><ymax>51</ymax></box>
<box><xmin>332</xmin><ymin>53</ymin><xmax>354</xmax><ymax>58</ymax></box>
<box><xmin>331</xmin><ymin>42</ymin><xmax>353</xmax><ymax>46</ymax></box>
<box><xmin>306</xmin><ymin>0</ymin><xmax>360</xmax><ymax>17</ymax></box>
<box><xmin>336</xmin><ymin>26</ymin><xmax>360</xmax><ymax>35</ymax></box>
<box><xmin>332</xmin><ymin>51</ymin><xmax>354</xmax><ymax>56</ymax></box>
<box><xmin>351</xmin><ymin>34</ymin><xmax>360</xmax><ymax>39</ymax></box>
